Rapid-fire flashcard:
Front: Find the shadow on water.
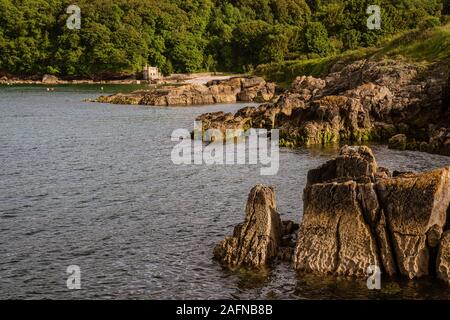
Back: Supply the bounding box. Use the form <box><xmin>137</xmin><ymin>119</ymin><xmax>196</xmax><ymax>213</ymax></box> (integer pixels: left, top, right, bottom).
<box><xmin>293</xmin><ymin>272</ymin><xmax>450</xmax><ymax>300</ymax></box>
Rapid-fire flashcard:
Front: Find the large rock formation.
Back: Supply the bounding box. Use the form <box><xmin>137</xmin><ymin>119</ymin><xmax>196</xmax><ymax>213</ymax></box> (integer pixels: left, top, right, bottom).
<box><xmin>198</xmin><ymin>59</ymin><xmax>450</xmax><ymax>156</ymax></box>
<box><xmin>213</xmin><ymin>184</ymin><xmax>297</xmax><ymax>269</ymax></box>
<box><xmin>213</xmin><ymin>146</ymin><xmax>450</xmax><ymax>285</ymax></box>
<box><xmin>96</xmin><ymin>76</ymin><xmax>276</xmax><ymax>106</ymax></box>
<box><xmin>294</xmin><ymin>146</ymin><xmax>450</xmax><ymax>283</ymax></box>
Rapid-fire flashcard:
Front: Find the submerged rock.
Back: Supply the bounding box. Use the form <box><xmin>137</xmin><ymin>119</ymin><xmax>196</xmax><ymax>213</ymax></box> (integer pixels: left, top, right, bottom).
<box><xmin>213</xmin><ymin>184</ymin><xmax>297</xmax><ymax>269</ymax></box>
<box><xmin>294</xmin><ymin>145</ymin><xmax>450</xmax><ymax>282</ymax></box>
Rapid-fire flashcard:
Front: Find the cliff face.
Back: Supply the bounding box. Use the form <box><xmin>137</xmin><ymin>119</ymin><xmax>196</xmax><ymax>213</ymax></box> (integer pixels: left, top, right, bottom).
<box><xmin>198</xmin><ymin>59</ymin><xmax>450</xmax><ymax>156</ymax></box>
<box><xmin>96</xmin><ymin>76</ymin><xmax>276</xmax><ymax>106</ymax></box>
<box><xmin>214</xmin><ymin>146</ymin><xmax>450</xmax><ymax>285</ymax></box>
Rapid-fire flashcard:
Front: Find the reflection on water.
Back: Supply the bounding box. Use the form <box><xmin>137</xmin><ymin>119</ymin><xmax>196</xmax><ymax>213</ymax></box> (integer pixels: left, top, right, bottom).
<box><xmin>0</xmin><ymin>85</ymin><xmax>449</xmax><ymax>299</ymax></box>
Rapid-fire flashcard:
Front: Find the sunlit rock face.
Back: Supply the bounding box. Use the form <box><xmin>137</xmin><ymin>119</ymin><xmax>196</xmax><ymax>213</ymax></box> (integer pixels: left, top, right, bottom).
<box><xmin>198</xmin><ymin>60</ymin><xmax>449</xmax><ymax>156</ymax></box>
<box><xmin>213</xmin><ymin>184</ymin><xmax>297</xmax><ymax>270</ymax></box>
<box><xmin>97</xmin><ymin>76</ymin><xmax>276</xmax><ymax>106</ymax></box>
<box><xmin>294</xmin><ymin>145</ymin><xmax>450</xmax><ymax>282</ymax></box>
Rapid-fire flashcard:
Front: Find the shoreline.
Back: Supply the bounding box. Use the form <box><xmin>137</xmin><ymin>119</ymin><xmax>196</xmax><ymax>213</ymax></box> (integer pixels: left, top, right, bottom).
<box><xmin>0</xmin><ymin>72</ymin><xmax>243</xmax><ymax>86</ymax></box>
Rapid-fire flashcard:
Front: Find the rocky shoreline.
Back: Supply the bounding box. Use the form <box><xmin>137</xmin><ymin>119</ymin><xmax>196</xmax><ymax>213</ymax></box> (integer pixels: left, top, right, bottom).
<box><xmin>95</xmin><ymin>76</ymin><xmax>276</xmax><ymax>106</ymax></box>
<box><xmin>0</xmin><ymin>72</ymin><xmax>241</xmax><ymax>86</ymax></box>
<box><xmin>198</xmin><ymin>59</ymin><xmax>450</xmax><ymax>157</ymax></box>
<box><xmin>214</xmin><ymin>146</ymin><xmax>450</xmax><ymax>286</ymax></box>
<box><xmin>0</xmin><ymin>74</ymin><xmax>149</xmax><ymax>85</ymax></box>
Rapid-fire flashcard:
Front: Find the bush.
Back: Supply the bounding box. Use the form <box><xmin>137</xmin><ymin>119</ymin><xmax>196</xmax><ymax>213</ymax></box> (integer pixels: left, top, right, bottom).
<box><xmin>418</xmin><ymin>17</ymin><xmax>442</xmax><ymax>30</ymax></box>
<box><xmin>305</xmin><ymin>21</ymin><xmax>331</xmax><ymax>57</ymax></box>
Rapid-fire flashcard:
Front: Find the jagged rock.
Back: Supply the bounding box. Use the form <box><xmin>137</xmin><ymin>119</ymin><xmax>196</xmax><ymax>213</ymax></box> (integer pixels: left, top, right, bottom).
<box><xmin>376</xmin><ymin>167</ymin><xmax>450</xmax><ymax>279</ymax></box>
<box><xmin>388</xmin><ymin>134</ymin><xmax>407</xmax><ymax>150</ymax></box>
<box><xmin>198</xmin><ymin>59</ymin><xmax>450</xmax><ymax>156</ymax></box>
<box><xmin>294</xmin><ymin>145</ymin><xmax>450</xmax><ymax>281</ymax></box>
<box><xmin>295</xmin><ymin>180</ymin><xmax>380</xmax><ymax>276</ymax></box>
<box><xmin>213</xmin><ymin>185</ymin><xmax>297</xmax><ymax>269</ymax></box>
<box><xmin>428</xmin><ymin>224</ymin><xmax>443</xmax><ymax>248</ymax></box>
<box><xmin>212</xmin><ymin>146</ymin><xmax>450</xmax><ymax>285</ymax></box>
<box><xmin>42</xmin><ymin>74</ymin><xmax>59</xmax><ymax>84</ymax></box>
<box><xmin>375</xmin><ymin>210</ymin><xmax>398</xmax><ymax>276</ymax></box>
<box><xmin>437</xmin><ymin>231</ymin><xmax>450</xmax><ymax>285</ymax></box>
<box><xmin>306</xmin><ymin>145</ymin><xmax>379</xmax><ymax>185</ymax></box>
<box><xmin>295</xmin><ymin>146</ymin><xmax>382</xmax><ymax>276</ymax></box>
<box><xmin>290</xmin><ymin>76</ymin><xmax>326</xmax><ymax>100</ymax></box>
<box><xmin>97</xmin><ymin>76</ymin><xmax>276</xmax><ymax>106</ymax></box>
<box><xmin>97</xmin><ymin>93</ymin><xmax>142</xmax><ymax>105</ymax></box>
<box><xmin>213</xmin><ymin>184</ymin><xmax>281</xmax><ymax>269</ymax></box>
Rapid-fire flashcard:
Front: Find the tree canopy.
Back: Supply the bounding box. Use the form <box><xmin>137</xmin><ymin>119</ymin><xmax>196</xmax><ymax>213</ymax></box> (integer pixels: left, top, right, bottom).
<box><xmin>0</xmin><ymin>0</ymin><xmax>446</xmax><ymax>78</ymax></box>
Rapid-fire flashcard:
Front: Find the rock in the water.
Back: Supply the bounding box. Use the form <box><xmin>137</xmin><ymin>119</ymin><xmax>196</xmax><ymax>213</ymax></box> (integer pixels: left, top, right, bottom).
<box><xmin>212</xmin><ymin>146</ymin><xmax>450</xmax><ymax>285</ymax></box>
<box><xmin>213</xmin><ymin>184</ymin><xmax>281</xmax><ymax>269</ymax></box>
<box><xmin>294</xmin><ymin>145</ymin><xmax>450</xmax><ymax>281</ymax></box>
<box><xmin>198</xmin><ymin>59</ymin><xmax>450</xmax><ymax>156</ymax></box>
<box><xmin>376</xmin><ymin>167</ymin><xmax>450</xmax><ymax>278</ymax></box>
<box><xmin>307</xmin><ymin>145</ymin><xmax>378</xmax><ymax>185</ymax></box>
<box><xmin>388</xmin><ymin>134</ymin><xmax>407</xmax><ymax>150</ymax></box>
<box><xmin>97</xmin><ymin>76</ymin><xmax>276</xmax><ymax>106</ymax></box>
<box><xmin>295</xmin><ymin>180</ymin><xmax>380</xmax><ymax>276</ymax></box>
<box><xmin>42</xmin><ymin>74</ymin><xmax>59</xmax><ymax>84</ymax></box>
<box><xmin>213</xmin><ymin>184</ymin><xmax>297</xmax><ymax>269</ymax></box>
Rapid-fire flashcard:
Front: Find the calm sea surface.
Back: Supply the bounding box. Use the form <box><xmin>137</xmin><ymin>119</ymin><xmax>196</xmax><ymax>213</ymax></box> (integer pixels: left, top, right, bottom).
<box><xmin>1</xmin><ymin>85</ymin><xmax>449</xmax><ymax>299</ymax></box>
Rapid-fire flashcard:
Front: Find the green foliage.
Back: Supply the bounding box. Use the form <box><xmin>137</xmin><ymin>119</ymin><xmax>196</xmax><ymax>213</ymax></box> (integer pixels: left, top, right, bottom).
<box><xmin>0</xmin><ymin>0</ymin><xmax>446</xmax><ymax>77</ymax></box>
<box><xmin>305</xmin><ymin>22</ymin><xmax>331</xmax><ymax>56</ymax></box>
<box><xmin>256</xmin><ymin>23</ymin><xmax>450</xmax><ymax>85</ymax></box>
<box><xmin>374</xmin><ymin>23</ymin><xmax>450</xmax><ymax>62</ymax></box>
<box><xmin>418</xmin><ymin>16</ymin><xmax>442</xmax><ymax>30</ymax></box>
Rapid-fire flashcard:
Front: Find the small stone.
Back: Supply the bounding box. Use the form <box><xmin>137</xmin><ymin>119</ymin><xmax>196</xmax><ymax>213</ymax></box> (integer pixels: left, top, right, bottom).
<box><xmin>388</xmin><ymin>134</ymin><xmax>407</xmax><ymax>150</ymax></box>
<box><xmin>42</xmin><ymin>74</ymin><xmax>59</xmax><ymax>84</ymax></box>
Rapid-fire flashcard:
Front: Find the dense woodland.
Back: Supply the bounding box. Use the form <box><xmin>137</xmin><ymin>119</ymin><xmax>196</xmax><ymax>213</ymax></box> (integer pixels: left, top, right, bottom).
<box><xmin>0</xmin><ymin>0</ymin><xmax>449</xmax><ymax>78</ymax></box>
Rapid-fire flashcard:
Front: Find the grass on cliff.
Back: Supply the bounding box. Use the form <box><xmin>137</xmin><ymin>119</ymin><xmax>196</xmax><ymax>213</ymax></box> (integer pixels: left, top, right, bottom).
<box><xmin>255</xmin><ymin>23</ymin><xmax>450</xmax><ymax>87</ymax></box>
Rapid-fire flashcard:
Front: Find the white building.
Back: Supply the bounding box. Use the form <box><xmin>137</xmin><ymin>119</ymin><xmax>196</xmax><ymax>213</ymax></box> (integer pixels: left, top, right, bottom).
<box><xmin>143</xmin><ymin>64</ymin><xmax>161</xmax><ymax>80</ymax></box>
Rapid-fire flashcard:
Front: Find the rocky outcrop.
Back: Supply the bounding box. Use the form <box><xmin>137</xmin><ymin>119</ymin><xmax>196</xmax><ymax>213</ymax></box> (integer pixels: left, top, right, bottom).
<box><xmin>213</xmin><ymin>146</ymin><xmax>450</xmax><ymax>284</ymax></box>
<box><xmin>213</xmin><ymin>184</ymin><xmax>297</xmax><ymax>269</ymax></box>
<box><xmin>294</xmin><ymin>146</ymin><xmax>450</xmax><ymax>282</ymax></box>
<box><xmin>198</xmin><ymin>59</ymin><xmax>450</xmax><ymax>156</ymax></box>
<box><xmin>96</xmin><ymin>76</ymin><xmax>276</xmax><ymax>106</ymax></box>
<box><xmin>42</xmin><ymin>74</ymin><xmax>59</xmax><ymax>84</ymax></box>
